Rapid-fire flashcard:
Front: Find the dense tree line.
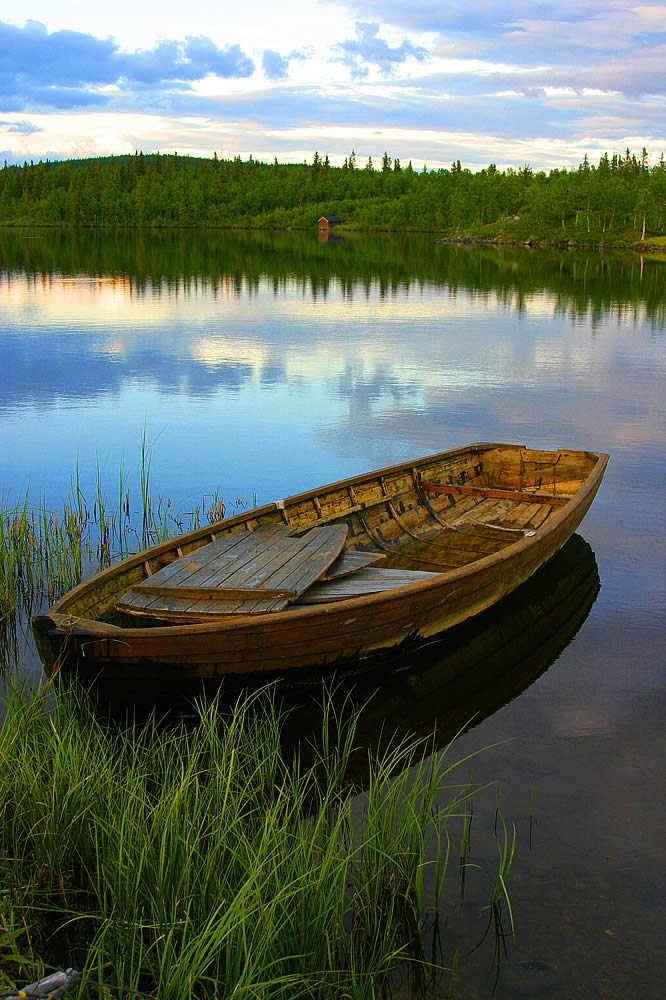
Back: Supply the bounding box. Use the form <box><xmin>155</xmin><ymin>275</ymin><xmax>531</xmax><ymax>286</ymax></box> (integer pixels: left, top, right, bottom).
<box><xmin>0</xmin><ymin>148</ymin><xmax>664</xmax><ymax>241</ymax></box>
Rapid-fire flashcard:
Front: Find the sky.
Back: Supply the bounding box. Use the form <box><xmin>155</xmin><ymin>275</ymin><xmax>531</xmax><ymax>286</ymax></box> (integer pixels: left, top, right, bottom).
<box><xmin>1</xmin><ymin>0</ymin><xmax>665</xmax><ymax>171</ymax></box>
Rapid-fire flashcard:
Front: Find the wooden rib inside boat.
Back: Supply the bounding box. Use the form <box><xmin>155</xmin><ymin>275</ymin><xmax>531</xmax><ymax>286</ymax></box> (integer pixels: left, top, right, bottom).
<box><xmin>31</xmin><ymin>442</ymin><xmax>608</xmax><ymax>684</ymax></box>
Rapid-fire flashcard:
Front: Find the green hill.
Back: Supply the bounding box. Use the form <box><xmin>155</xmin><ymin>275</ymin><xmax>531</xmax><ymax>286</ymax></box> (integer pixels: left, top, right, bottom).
<box><xmin>1</xmin><ymin>149</ymin><xmax>664</xmax><ymax>247</ymax></box>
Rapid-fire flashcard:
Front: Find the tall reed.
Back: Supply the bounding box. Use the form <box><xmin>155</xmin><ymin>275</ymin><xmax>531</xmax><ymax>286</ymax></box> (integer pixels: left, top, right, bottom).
<box><xmin>0</xmin><ymin>440</ymin><xmax>245</xmax><ymax>661</ymax></box>
<box><xmin>0</xmin><ymin>682</ymin><xmax>512</xmax><ymax>1000</ymax></box>
<box><xmin>0</xmin><ymin>493</ymin><xmax>83</xmax><ymax>658</ymax></box>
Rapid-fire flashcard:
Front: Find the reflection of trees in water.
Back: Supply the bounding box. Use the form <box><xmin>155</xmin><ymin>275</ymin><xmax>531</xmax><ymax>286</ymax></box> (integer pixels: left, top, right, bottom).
<box><xmin>1</xmin><ymin>228</ymin><xmax>663</xmax><ymax>326</ymax></box>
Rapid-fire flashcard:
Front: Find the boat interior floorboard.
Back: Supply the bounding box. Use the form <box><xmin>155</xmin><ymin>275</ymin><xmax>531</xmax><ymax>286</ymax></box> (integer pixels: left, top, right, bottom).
<box><xmin>380</xmin><ymin>531</ymin><xmax>515</xmax><ymax>572</ymax></box>
<box><xmin>297</xmin><ymin>567</ymin><xmax>441</xmax><ymax>604</ymax></box>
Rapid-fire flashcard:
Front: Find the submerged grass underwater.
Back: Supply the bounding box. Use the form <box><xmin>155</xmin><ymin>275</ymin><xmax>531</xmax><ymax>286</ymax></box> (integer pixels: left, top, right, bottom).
<box><xmin>0</xmin><ymin>452</ymin><xmax>514</xmax><ymax>999</ymax></box>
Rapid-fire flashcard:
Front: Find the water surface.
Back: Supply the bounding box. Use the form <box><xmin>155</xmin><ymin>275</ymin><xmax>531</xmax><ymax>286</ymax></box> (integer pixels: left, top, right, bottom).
<box><xmin>1</xmin><ymin>228</ymin><xmax>664</xmax><ymax>997</ymax></box>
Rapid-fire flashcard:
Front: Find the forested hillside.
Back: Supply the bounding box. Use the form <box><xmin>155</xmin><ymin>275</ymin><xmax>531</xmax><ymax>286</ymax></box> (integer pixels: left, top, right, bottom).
<box><xmin>1</xmin><ymin>149</ymin><xmax>664</xmax><ymax>244</ymax></box>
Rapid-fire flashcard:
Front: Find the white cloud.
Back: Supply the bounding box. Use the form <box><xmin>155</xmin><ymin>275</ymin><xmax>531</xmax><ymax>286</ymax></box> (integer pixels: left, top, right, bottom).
<box><xmin>0</xmin><ymin>3</ymin><xmax>663</xmax><ymax>168</ymax></box>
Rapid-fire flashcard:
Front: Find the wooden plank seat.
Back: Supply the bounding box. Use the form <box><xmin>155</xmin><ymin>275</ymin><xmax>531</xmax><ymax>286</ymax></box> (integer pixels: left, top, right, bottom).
<box><xmin>420</xmin><ymin>480</ymin><xmax>571</xmax><ymax>506</ymax></box>
<box><xmin>297</xmin><ymin>567</ymin><xmax>441</xmax><ymax>604</ymax></box>
<box><xmin>117</xmin><ymin>523</ymin><xmax>348</xmax><ymax>620</ymax></box>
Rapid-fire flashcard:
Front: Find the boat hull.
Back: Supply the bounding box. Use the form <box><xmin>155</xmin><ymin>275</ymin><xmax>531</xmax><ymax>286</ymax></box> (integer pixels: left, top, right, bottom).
<box><xmin>32</xmin><ymin>443</ymin><xmax>608</xmax><ymax>685</ymax></box>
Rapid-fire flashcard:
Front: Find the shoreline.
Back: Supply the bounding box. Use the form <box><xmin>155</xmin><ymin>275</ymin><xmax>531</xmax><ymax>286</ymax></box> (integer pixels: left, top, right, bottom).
<box><xmin>1</xmin><ymin>221</ymin><xmax>664</xmax><ymax>256</ymax></box>
<box><xmin>434</xmin><ymin>233</ymin><xmax>666</xmax><ymax>255</ymax></box>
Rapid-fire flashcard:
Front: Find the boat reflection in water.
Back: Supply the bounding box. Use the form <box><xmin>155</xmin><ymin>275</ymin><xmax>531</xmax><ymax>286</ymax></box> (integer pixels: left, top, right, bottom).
<box><xmin>96</xmin><ymin>532</ymin><xmax>599</xmax><ymax>738</ymax></box>
<box><xmin>278</xmin><ymin>532</ymin><xmax>599</xmax><ymax>766</ymax></box>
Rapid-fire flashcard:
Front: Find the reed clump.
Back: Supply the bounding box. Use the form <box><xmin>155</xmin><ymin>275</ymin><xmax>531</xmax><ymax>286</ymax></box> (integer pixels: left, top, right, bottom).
<box><xmin>0</xmin><ymin>443</ymin><xmax>245</xmax><ymax>658</ymax></box>
<box><xmin>0</xmin><ymin>682</ymin><xmax>512</xmax><ymax>1000</ymax></box>
<box><xmin>0</xmin><ymin>494</ymin><xmax>84</xmax><ymax>657</ymax></box>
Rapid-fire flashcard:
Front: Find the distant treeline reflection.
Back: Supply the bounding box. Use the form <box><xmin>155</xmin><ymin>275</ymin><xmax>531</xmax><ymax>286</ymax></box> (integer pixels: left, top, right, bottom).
<box><xmin>1</xmin><ymin>227</ymin><xmax>663</xmax><ymax>326</ymax></box>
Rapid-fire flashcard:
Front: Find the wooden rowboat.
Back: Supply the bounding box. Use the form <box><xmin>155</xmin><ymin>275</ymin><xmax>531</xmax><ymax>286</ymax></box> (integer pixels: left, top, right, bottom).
<box><xmin>32</xmin><ymin>443</ymin><xmax>608</xmax><ymax>684</ymax></box>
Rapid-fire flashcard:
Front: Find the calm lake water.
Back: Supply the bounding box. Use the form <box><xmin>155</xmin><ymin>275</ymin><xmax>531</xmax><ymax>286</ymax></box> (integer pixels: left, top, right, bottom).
<box><xmin>1</xmin><ymin>228</ymin><xmax>664</xmax><ymax>998</ymax></box>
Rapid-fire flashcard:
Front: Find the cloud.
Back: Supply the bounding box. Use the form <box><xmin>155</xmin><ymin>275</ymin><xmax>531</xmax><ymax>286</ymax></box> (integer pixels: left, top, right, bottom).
<box><xmin>0</xmin><ymin>120</ymin><xmax>43</xmax><ymax>135</ymax></box>
<box><xmin>261</xmin><ymin>47</ymin><xmax>313</xmax><ymax>81</ymax></box>
<box><xmin>0</xmin><ymin>7</ymin><xmax>662</xmax><ymax>171</ymax></box>
<box><xmin>324</xmin><ymin>1</ymin><xmax>666</xmax><ymax>40</ymax></box>
<box><xmin>336</xmin><ymin>22</ymin><xmax>429</xmax><ymax>79</ymax></box>
<box><xmin>0</xmin><ymin>20</ymin><xmax>119</xmax><ymax>102</ymax></box>
<box><xmin>0</xmin><ymin>19</ymin><xmax>255</xmax><ymax>111</ymax></box>
<box><xmin>262</xmin><ymin>50</ymin><xmax>290</xmax><ymax>81</ymax></box>
<box><xmin>325</xmin><ymin>0</ymin><xmax>666</xmax><ymax>85</ymax></box>
<box><xmin>181</xmin><ymin>36</ymin><xmax>254</xmax><ymax>79</ymax></box>
<box><xmin>0</xmin><ymin>86</ymin><xmax>110</xmax><ymax>112</ymax></box>
<box><xmin>115</xmin><ymin>37</ymin><xmax>254</xmax><ymax>84</ymax></box>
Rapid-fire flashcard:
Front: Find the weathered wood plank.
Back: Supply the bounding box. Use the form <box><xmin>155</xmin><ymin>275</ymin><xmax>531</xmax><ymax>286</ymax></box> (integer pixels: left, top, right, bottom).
<box><xmin>298</xmin><ymin>567</ymin><xmax>441</xmax><ymax>604</ymax></box>
<box><xmin>493</xmin><ymin>501</ymin><xmax>543</xmax><ymax>529</ymax></box>
<box><xmin>379</xmin><ymin>526</ymin><xmax>515</xmax><ymax>572</ymax></box>
<box><xmin>116</xmin><ymin>525</ymin><xmax>291</xmax><ymax>613</ymax></box>
<box><xmin>427</xmin><ymin>494</ymin><xmax>483</xmax><ymax>522</ymax></box>
<box><xmin>229</xmin><ymin>525</ymin><xmax>348</xmax><ymax>614</ymax></box>
<box><xmin>117</xmin><ymin>525</ymin><xmax>348</xmax><ymax>620</ymax></box>
<box><xmin>131</xmin><ymin>583</ymin><xmax>298</xmax><ymax>601</ymax></box>
<box><xmin>527</xmin><ymin>504</ymin><xmax>555</xmax><ymax>529</ymax></box>
<box><xmin>290</xmin><ymin>487</ymin><xmax>415</xmax><ymax>529</ymax></box>
<box><xmin>320</xmin><ymin>549</ymin><xmax>385</xmax><ymax>580</ymax></box>
<box><xmin>188</xmin><ymin>530</ymin><xmax>307</xmax><ymax>593</ymax></box>
<box><xmin>152</xmin><ymin>524</ymin><xmax>290</xmax><ymax>590</ymax></box>
<box><xmin>132</xmin><ymin>525</ymin><xmax>287</xmax><ymax>591</ymax></box>
<box><xmin>136</xmin><ymin>525</ymin><xmax>300</xmax><ymax>613</ymax></box>
<box><xmin>453</xmin><ymin>497</ymin><xmax>509</xmax><ymax>526</ymax></box>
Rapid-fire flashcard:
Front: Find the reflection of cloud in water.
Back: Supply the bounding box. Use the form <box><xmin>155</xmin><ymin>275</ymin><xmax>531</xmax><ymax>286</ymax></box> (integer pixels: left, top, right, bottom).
<box><xmin>259</xmin><ymin>363</ymin><xmax>287</xmax><ymax>386</ymax></box>
<box><xmin>557</xmin><ymin>708</ymin><xmax>612</xmax><ymax>739</ymax></box>
<box><xmin>190</xmin><ymin>336</ymin><xmax>267</xmax><ymax>369</ymax></box>
<box><xmin>0</xmin><ymin>274</ymin><xmax>175</xmax><ymax>325</ymax></box>
<box><xmin>328</xmin><ymin>360</ymin><xmax>415</xmax><ymax>418</ymax></box>
<box><xmin>1</xmin><ymin>269</ymin><xmax>664</xmax><ymax>475</ymax></box>
<box><xmin>183</xmin><ymin>361</ymin><xmax>254</xmax><ymax>395</ymax></box>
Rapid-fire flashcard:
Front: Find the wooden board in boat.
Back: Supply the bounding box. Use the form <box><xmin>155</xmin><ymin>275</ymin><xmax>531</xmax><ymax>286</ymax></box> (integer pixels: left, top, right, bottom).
<box><xmin>320</xmin><ymin>548</ymin><xmax>385</xmax><ymax>580</ymax></box>
<box><xmin>116</xmin><ymin>523</ymin><xmax>348</xmax><ymax>620</ymax></box>
<box><xmin>419</xmin><ymin>480</ymin><xmax>571</xmax><ymax>506</ymax></box>
<box><xmin>298</xmin><ymin>567</ymin><xmax>440</xmax><ymax>604</ymax></box>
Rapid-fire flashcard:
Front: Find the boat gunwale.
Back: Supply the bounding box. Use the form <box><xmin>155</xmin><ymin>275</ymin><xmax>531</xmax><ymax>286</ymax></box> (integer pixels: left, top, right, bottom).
<box><xmin>41</xmin><ymin>445</ymin><xmax>608</xmax><ymax>640</ymax></box>
<box><xmin>44</xmin><ymin>442</ymin><xmax>503</xmax><ymax>615</ymax></box>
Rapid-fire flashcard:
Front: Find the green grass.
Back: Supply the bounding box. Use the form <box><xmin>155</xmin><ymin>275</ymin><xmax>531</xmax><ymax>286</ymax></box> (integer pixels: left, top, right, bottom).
<box><xmin>640</xmin><ymin>233</ymin><xmax>666</xmax><ymax>246</ymax></box>
<box><xmin>0</xmin><ymin>682</ymin><xmax>514</xmax><ymax>1000</ymax></box>
<box><xmin>1</xmin><ymin>448</ymin><xmax>516</xmax><ymax>997</ymax></box>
